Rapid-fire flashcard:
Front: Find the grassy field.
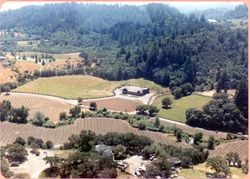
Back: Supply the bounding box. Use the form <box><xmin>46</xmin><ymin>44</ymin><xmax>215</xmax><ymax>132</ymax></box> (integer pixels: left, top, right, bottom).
<box><xmin>14</xmin><ymin>75</ymin><xmax>167</xmax><ymax>99</ymax></box>
<box><xmin>179</xmin><ymin>168</ymin><xmax>206</xmax><ymax>179</ymax></box>
<box><xmin>154</xmin><ymin>94</ymin><xmax>211</xmax><ymax>123</ymax></box>
<box><xmin>179</xmin><ymin>163</ymin><xmax>246</xmax><ymax>179</ymax></box>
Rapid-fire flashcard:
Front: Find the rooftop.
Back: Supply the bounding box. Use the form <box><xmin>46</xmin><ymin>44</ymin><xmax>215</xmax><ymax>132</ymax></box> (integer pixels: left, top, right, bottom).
<box><xmin>122</xmin><ymin>86</ymin><xmax>149</xmax><ymax>92</ymax></box>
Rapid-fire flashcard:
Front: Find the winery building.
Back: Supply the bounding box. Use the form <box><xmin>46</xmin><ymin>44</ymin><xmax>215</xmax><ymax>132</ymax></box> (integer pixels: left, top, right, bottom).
<box><xmin>122</xmin><ymin>86</ymin><xmax>150</xmax><ymax>96</ymax></box>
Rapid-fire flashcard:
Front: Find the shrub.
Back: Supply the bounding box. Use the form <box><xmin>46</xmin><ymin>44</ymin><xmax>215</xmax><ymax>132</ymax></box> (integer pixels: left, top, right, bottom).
<box><xmin>193</xmin><ymin>132</ymin><xmax>203</xmax><ymax>145</ymax></box>
<box><xmin>161</xmin><ymin>97</ymin><xmax>172</xmax><ymax>109</ymax></box>
<box><xmin>32</xmin><ymin>111</ymin><xmax>45</xmax><ymax>126</ymax></box>
<box><xmin>69</xmin><ymin>106</ymin><xmax>81</xmax><ymax>118</ymax></box>
<box><xmin>59</xmin><ymin>112</ymin><xmax>67</xmax><ymax>120</ymax></box>
<box><xmin>146</xmin><ymin>126</ymin><xmax>159</xmax><ymax>132</ymax></box>
<box><xmin>138</xmin><ymin>121</ymin><xmax>146</xmax><ymax>130</ymax></box>
<box><xmin>181</xmin><ymin>156</ymin><xmax>193</xmax><ymax>168</ymax></box>
<box><xmin>34</xmin><ymin>138</ymin><xmax>45</xmax><ymax>149</ymax></box>
<box><xmin>89</xmin><ymin>102</ymin><xmax>97</xmax><ymax>111</ymax></box>
<box><xmin>14</xmin><ymin>137</ymin><xmax>26</xmax><ymax>146</ymax></box>
<box><xmin>27</xmin><ymin>136</ymin><xmax>35</xmax><ymax>145</ymax></box>
<box><xmin>208</xmin><ymin>136</ymin><xmax>215</xmax><ymax>149</ymax></box>
<box><xmin>173</xmin><ymin>87</ymin><xmax>183</xmax><ymax>99</ymax></box>
<box><xmin>45</xmin><ymin>140</ymin><xmax>54</xmax><ymax>149</ymax></box>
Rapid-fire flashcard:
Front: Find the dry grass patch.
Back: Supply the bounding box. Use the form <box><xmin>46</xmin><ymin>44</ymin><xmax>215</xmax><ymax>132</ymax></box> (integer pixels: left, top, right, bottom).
<box><xmin>0</xmin><ymin>64</ymin><xmax>17</xmax><ymax>84</ymax></box>
<box><xmin>45</xmin><ymin>59</ymin><xmax>82</xmax><ymax>70</ymax></box>
<box><xmin>13</xmin><ymin>61</ymin><xmax>40</xmax><ymax>74</ymax></box>
<box><xmin>14</xmin><ymin>75</ymin><xmax>167</xmax><ymax>99</ymax></box>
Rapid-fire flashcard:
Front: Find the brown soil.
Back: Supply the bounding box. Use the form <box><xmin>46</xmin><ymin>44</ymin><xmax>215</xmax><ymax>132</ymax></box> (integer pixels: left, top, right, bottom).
<box><xmin>82</xmin><ymin>97</ymin><xmax>142</xmax><ymax>112</ymax></box>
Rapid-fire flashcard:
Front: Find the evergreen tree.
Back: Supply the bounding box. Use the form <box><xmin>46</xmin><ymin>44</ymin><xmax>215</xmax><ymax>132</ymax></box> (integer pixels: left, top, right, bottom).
<box><xmin>235</xmin><ymin>80</ymin><xmax>248</xmax><ymax>118</ymax></box>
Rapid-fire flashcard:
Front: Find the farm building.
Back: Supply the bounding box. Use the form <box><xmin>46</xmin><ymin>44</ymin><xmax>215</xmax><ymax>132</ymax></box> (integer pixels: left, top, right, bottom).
<box><xmin>122</xmin><ymin>86</ymin><xmax>150</xmax><ymax>96</ymax></box>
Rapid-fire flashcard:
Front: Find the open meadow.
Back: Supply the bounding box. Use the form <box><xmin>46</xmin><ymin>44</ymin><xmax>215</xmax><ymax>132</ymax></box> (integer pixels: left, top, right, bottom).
<box><xmin>13</xmin><ymin>75</ymin><xmax>167</xmax><ymax>99</ymax></box>
<box><xmin>154</xmin><ymin>94</ymin><xmax>211</xmax><ymax>123</ymax></box>
<box><xmin>179</xmin><ymin>163</ymin><xmax>246</xmax><ymax>179</ymax></box>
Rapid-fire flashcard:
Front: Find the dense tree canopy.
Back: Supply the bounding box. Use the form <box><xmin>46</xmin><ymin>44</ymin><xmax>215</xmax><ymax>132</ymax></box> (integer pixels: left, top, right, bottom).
<box><xmin>186</xmin><ymin>93</ymin><xmax>248</xmax><ymax>133</ymax></box>
<box><xmin>0</xmin><ymin>3</ymin><xmax>247</xmax><ymax>92</ymax></box>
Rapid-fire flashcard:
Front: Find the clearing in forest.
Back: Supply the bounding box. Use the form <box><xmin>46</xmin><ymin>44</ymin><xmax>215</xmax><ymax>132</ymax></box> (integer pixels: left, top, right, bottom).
<box><xmin>154</xmin><ymin>94</ymin><xmax>211</xmax><ymax>123</ymax></box>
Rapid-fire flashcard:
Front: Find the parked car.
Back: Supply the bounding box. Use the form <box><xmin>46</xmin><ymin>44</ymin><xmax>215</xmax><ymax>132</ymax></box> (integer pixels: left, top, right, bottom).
<box><xmin>135</xmin><ymin>169</ymin><xmax>142</xmax><ymax>177</ymax></box>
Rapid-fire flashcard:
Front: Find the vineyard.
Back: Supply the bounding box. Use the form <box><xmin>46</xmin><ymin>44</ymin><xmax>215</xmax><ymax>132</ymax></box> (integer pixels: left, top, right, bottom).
<box><xmin>210</xmin><ymin>140</ymin><xmax>248</xmax><ymax>161</ymax></box>
<box><xmin>0</xmin><ymin>118</ymin><xmax>190</xmax><ymax>148</ymax></box>
<box><xmin>0</xmin><ymin>93</ymin><xmax>73</xmax><ymax>122</ymax></box>
<box><xmin>82</xmin><ymin>97</ymin><xmax>142</xmax><ymax>112</ymax></box>
<box><xmin>159</xmin><ymin>119</ymin><xmax>227</xmax><ymax>140</ymax></box>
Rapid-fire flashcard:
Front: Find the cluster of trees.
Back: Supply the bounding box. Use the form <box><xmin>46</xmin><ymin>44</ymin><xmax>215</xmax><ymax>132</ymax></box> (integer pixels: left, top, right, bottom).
<box><xmin>31</xmin><ymin>111</ymin><xmax>51</xmax><ymax>127</ymax></box>
<box><xmin>142</xmin><ymin>143</ymin><xmax>209</xmax><ymax>177</ymax></box>
<box><xmin>53</xmin><ymin>129</ymin><xmax>211</xmax><ymax>178</ymax></box>
<box><xmin>186</xmin><ymin>92</ymin><xmax>248</xmax><ymax>133</ymax></box>
<box><xmin>136</xmin><ymin>104</ymin><xmax>159</xmax><ymax>116</ymax></box>
<box><xmin>26</xmin><ymin>136</ymin><xmax>54</xmax><ymax>149</ymax></box>
<box><xmin>44</xmin><ymin>152</ymin><xmax>117</xmax><ymax>178</ymax></box>
<box><xmin>206</xmin><ymin>156</ymin><xmax>231</xmax><ymax>177</ymax></box>
<box><xmin>0</xmin><ymin>100</ymin><xmax>29</xmax><ymax>123</ymax></box>
<box><xmin>42</xmin><ymin>130</ymin><xmax>154</xmax><ymax>177</ymax></box>
<box><xmin>63</xmin><ymin>130</ymin><xmax>153</xmax><ymax>155</ymax></box>
<box><xmin>1</xmin><ymin>150</ymin><xmax>14</xmax><ymax>178</ymax></box>
<box><xmin>206</xmin><ymin>151</ymin><xmax>248</xmax><ymax>178</ymax></box>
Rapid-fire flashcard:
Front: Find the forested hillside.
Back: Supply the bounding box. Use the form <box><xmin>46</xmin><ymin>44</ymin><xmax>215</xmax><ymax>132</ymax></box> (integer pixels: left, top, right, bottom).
<box><xmin>0</xmin><ymin>3</ymin><xmax>248</xmax><ymax>91</ymax></box>
<box><xmin>193</xmin><ymin>4</ymin><xmax>247</xmax><ymax>19</ymax></box>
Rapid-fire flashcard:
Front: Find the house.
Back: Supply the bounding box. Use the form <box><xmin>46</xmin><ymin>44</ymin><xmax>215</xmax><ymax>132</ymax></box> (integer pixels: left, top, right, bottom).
<box><xmin>95</xmin><ymin>144</ymin><xmax>113</xmax><ymax>158</ymax></box>
<box><xmin>0</xmin><ymin>56</ymin><xmax>5</xmax><ymax>61</ymax></box>
<box><xmin>122</xmin><ymin>86</ymin><xmax>150</xmax><ymax>96</ymax></box>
